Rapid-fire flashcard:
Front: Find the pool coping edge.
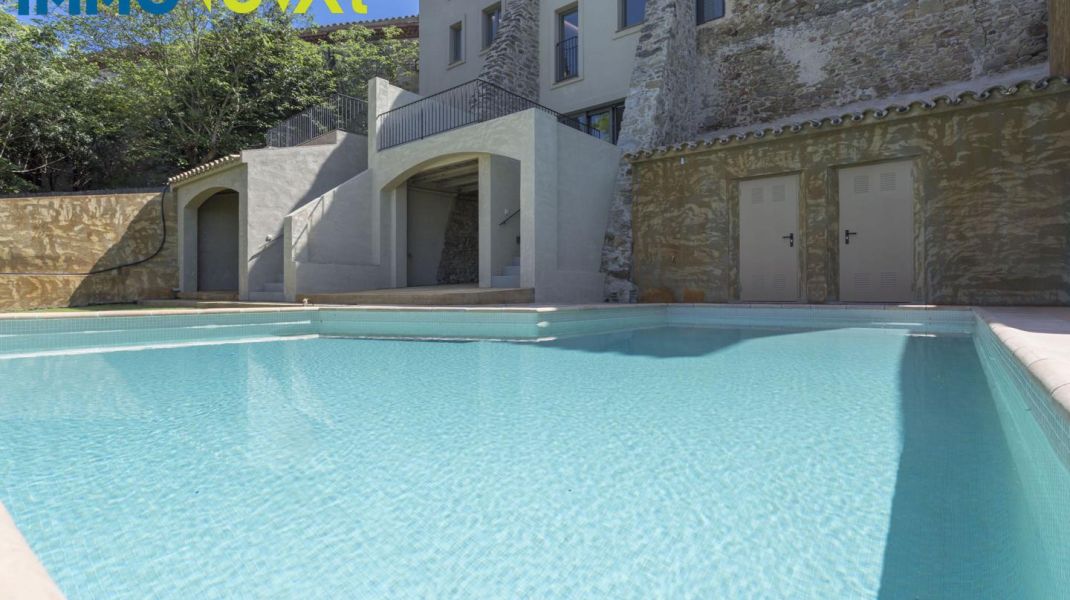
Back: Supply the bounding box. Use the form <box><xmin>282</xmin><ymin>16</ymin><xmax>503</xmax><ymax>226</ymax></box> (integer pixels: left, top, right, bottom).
<box><xmin>0</xmin><ymin>503</ymin><xmax>65</xmax><ymax>599</ymax></box>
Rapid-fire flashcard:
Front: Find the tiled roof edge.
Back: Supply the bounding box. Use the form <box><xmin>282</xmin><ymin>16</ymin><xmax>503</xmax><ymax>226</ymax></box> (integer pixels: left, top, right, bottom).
<box><xmin>167</xmin><ymin>155</ymin><xmax>241</xmax><ymax>185</ymax></box>
<box><xmin>625</xmin><ymin>77</ymin><xmax>1070</xmax><ymax>161</ymax></box>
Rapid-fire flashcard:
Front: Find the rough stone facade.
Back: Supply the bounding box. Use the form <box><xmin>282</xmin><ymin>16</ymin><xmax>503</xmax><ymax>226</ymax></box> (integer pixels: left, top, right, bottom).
<box><xmin>601</xmin><ymin>0</ymin><xmax>702</xmax><ymax>302</ymax></box>
<box><xmin>600</xmin><ymin>0</ymin><xmax>1053</xmax><ymax>301</ymax></box>
<box><xmin>0</xmin><ymin>191</ymin><xmax>178</xmax><ymax>311</ymax></box>
<box><xmin>629</xmin><ymin>80</ymin><xmax>1070</xmax><ymax>305</ymax></box>
<box><xmin>695</xmin><ymin>0</ymin><xmax>1049</xmax><ymax>133</ymax></box>
<box><xmin>478</xmin><ymin>0</ymin><xmax>541</xmax><ymax>100</ymax></box>
<box><xmin>436</xmin><ymin>194</ymin><xmax>480</xmax><ymax>284</ymax></box>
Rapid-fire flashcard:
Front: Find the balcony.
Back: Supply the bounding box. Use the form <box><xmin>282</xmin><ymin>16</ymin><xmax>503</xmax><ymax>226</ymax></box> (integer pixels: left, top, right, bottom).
<box><xmin>375</xmin><ymin>79</ymin><xmax>596</xmax><ymax>151</ymax></box>
<box><xmin>555</xmin><ymin>37</ymin><xmax>579</xmax><ymax>83</ymax></box>
<box><xmin>265</xmin><ymin>94</ymin><xmax>368</xmax><ymax>148</ymax></box>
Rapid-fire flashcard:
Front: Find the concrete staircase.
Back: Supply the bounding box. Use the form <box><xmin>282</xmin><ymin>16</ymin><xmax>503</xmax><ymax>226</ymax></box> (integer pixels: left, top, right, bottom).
<box><xmin>248</xmin><ymin>281</ymin><xmax>286</xmax><ymax>303</ymax></box>
<box><xmin>491</xmin><ymin>256</ymin><xmax>521</xmax><ymax>288</ymax></box>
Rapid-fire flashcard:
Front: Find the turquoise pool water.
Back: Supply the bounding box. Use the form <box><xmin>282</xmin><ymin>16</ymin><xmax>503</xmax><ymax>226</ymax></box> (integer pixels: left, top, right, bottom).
<box><xmin>1</xmin><ymin>325</ymin><xmax>1067</xmax><ymax>598</ymax></box>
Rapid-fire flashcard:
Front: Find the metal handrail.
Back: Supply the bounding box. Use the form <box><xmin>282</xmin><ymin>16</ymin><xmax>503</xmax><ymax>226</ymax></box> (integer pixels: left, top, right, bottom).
<box><xmin>556</xmin><ymin>37</ymin><xmax>579</xmax><ymax>82</ymax></box>
<box><xmin>265</xmin><ymin>94</ymin><xmax>369</xmax><ymax>148</ymax></box>
<box><xmin>375</xmin><ymin>78</ymin><xmax>596</xmax><ymax>150</ymax></box>
<box><xmin>499</xmin><ymin>208</ymin><xmax>520</xmax><ymax>226</ymax></box>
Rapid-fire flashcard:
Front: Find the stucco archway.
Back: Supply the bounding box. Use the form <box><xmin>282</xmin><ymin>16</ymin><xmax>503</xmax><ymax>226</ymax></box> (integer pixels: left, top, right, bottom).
<box><xmin>383</xmin><ymin>153</ymin><xmax>522</xmax><ymax>290</ymax></box>
<box><xmin>177</xmin><ymin>185</ymin><xmax>242</xmax><ymax>295</ymax></box>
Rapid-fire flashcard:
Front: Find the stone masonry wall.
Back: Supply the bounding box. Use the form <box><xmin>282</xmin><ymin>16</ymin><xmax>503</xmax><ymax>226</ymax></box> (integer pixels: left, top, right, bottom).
<box><xmin>601</xmin><ymin>0</ymin><xmax>701</xmax><ymax>302</ymax></box>
<box><xmin>603</xmin><ymin>0</ymin><xmax>1051</xmax><ymax>301</ymax></box>
<box><xmin>629</xmin><ymin>81</ymin><xmax>1070</xmax><ymax>306</ymax></box>
<box><xmin>0</xmin><ymin>191</ymin><xmax>178</xmax><ymax>311</ymax></box>
<box><xmin>696</xmin><ymin>0</ymin><xmax>1049</xmax><ymax>133</ymax></box>
<box><xmin>478</xmin><ymin>0</ymin><xmax>541</xmax><ymax>100</ymax></box>
<box><xmin>436</xmin><ymin>194</ymin><xmax>480</xmax><ymax>284</ymax></box>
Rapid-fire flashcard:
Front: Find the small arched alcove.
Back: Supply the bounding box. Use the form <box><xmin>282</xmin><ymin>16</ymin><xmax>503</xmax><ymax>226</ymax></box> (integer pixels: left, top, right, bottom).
<box><xmin>195</xmin><ymin>190</ymin><xmax>239</xmax><ymax>292</ymax></box>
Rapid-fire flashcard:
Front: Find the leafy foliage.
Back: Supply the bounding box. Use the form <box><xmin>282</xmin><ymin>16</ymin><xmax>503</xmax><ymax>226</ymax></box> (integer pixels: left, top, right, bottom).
<box><xmin>0</xmin><ymin>5</ymin><xmax>417</xmax><ymax>194</ymax></box>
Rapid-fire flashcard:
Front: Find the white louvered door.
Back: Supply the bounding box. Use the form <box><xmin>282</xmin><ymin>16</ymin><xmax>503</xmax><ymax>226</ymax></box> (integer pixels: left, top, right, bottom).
<box><xmin>839</xmin><ymin>161</ymin><xmax>914</xmax><ymax>303</ymax></box>
<box><xmin>739</xmin><ymin>175</ymin><xmax>800</xmax><ymax>302</ymax></box>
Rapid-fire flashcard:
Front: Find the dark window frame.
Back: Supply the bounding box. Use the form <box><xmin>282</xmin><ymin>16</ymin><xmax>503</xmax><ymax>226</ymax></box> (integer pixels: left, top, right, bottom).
<box><xmin>619</xmin><ymin>0</ymin><xmax>646</xmax><ymax>30</ymax></box>
<box><xmin>571</xmin><ymin>101</ymin><xmax>626</xmax><ymax>145</ymax></box>
<box><xmin>449</xmin><ymin>21</ymin><xmax>464</xmax><ymax>64</ymax></box>
<box><xmin>555</xmin><ymin>6</ymin><xmax>580</xmax><ymax>82</ymax></box>
<box><xmin>483</xmin><ymin>3</ymin><xmax>502</xmax><ymax>50</ymax></box>
<box><xmin>697</xmin><ymin>0</ymin><xmax>726</xmax><ymax>25</ymax></box>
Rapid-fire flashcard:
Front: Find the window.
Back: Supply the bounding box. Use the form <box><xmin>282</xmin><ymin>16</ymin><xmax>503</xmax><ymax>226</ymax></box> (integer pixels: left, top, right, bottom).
<box><xmin>483</xmin><ymin>4</ymin><xmax>502</xmax><ymax>49</ymax></box>
<box><xmin>697</xmin><ymin>0</ymin><xmax>726</xmax><ymax>24</ymax></box>
<box><xmin>556</xmin><ymin>7</ymin><xmax>580</xmax><ymax>82</ymax></box>
<box><xmin>449</xmin><ymin>22</ymin><xmax>464</xmax><ymax>64</ymax></box>
<box><xmin>620</xmin><ymin>0</ymin><xmax>645</xmax><ymax>30</ymax></box>
<box><xmin>572</xmin><ymin>102</ymin><xmax>626</xmax><ymax>144</ymax></box>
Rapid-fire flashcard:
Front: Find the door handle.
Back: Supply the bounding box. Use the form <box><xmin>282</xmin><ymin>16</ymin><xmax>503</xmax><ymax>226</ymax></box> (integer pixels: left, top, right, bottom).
<box><xmin>845</xmin><ymin>230</ymin><xmax>859</xmax><ymax>245</ymax></box>
<box><xmin>782</xmin><ymin>233</ymin><xmax>794</xmax><ymax>248</ymax></box>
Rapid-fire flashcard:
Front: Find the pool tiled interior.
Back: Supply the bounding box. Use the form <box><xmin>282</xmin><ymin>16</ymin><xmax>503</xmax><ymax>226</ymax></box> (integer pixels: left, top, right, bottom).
<box><xmin>0</xmin><ymin>303</ymin><xmax>1067</xmax><ymax>597</ymax></box>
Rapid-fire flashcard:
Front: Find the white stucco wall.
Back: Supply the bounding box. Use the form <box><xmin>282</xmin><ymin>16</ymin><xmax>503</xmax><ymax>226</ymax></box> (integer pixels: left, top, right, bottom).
<box><xmin>175</xmin><ymin>132</ymin><xmax>367</xmax><ymax>299</ymax></box>
<box><xmin>539</xmin><ymin>0</ymin><xmax>640</xmax><ymax>114</ymax></box>
<box><xmin>481</xmin><ymin>155</ymin><xmax>522</xmax><ymax>284</ymax></box>
<box><xmin>284</xmin><ymin>170</ymin><xmax>390</xmax><ymax>299</ymax></box>
<box><xmin>242</xmin><ymin>132</ymin><xmax>368</xmax><ymax>296</ymax></box>
<box><xmin>285</xmin><ymin>79</ymin><xmax>620</xmax><ymax>303</ymax></box>
<box><xmin>419</xmin><ymin>0</ymin><xmax>491</xmax><ymax>96</ymax></box>
<box><xmin>418</xmin><ymin>0</ymin><xmax>639</xmax><ymax>116</ymax></box>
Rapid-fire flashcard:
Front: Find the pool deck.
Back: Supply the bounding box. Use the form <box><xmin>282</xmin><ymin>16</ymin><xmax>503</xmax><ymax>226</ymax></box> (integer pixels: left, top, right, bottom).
<box><xmin>0</xmin><ymin>303</ymin><xmax>1068</xmax><ymax>599</ymax></box>
<box><xmin>975</xmin><ymin>307</ymin><xmax>1070</xmax><ymax>419</ymax></box>
<box><xmin>0</xmin><ymin>504</ymin><xmax>64</xmax><ymax>599</ymax></box>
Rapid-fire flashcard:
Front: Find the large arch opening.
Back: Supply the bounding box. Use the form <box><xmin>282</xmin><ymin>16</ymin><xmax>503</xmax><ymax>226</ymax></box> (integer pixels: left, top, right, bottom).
<box><xmin>195</xmin><ymin>191</ymin><xmax>239</xmax><ymax>292</ymax></box>
<box><xmin>406</xmin><ymin>159</ymin><xmax>480</xmax><ymax>287</ymax></box>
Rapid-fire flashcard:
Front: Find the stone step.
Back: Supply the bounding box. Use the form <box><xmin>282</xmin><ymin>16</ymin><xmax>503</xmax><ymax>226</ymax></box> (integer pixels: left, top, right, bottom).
<box><xmin>263</xmin><ymin>282</ymin><xmax>284</xmax><ymax>293</ymax></box>
<box><xmin>176</xmin><ymin>291</ymin><xmax>239</xmax><ymax>301</ymax></box>
<box><xmin>491</xmin><ymin>275</ymin><xmax>521</xmax><ymax>288</ymax></box>
<box><xmin>503</xmin><ymin>265</ymin><xmax>521</xmax><ymax>276</ymax></box>
<box><xmin>248</xmin><ymin>291</ymin><xmax>287</xmax><ymax>303</ymax></box>
<box><xmin>508</xmin><ymin>256</ymin><xmax>520</xmax><ymax>267</ymax></box>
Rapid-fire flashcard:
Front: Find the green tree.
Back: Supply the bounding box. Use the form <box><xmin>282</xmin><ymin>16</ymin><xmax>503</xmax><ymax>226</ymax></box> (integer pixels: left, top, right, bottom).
<box><xmin>56</xmin><ymin>5</ymin><xmax>333</xmax><ymax>169</ymax></box>
<box><xmin>325</xmin><ymin>25</ymin><xmax>419</xmax><ymax>99</ymax></box>
<box><xmin>0</xmin><ymin>12</ymin><xmax>123</xmax><ymax>192</ymax></box>
<box><xmin>1</xmin><ymin>5</ymin><xmax>419</xmax><ymax>193</ymax></box>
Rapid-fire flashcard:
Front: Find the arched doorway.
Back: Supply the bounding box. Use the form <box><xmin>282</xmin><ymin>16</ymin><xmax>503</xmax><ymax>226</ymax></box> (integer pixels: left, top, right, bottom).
<box><xmin>196</xmin><ymin>191</ymin><xmax>239</xmax><ymax>292</ymax></box>
<box><xmin>392</xmin><ymin>154</ymin><xmax>522</xmax><ymax>291</ymax></box>
<box><xmin>406</xmin><ymin>159</ymin><xmax>481</xmax><ymax>287</ymax></box>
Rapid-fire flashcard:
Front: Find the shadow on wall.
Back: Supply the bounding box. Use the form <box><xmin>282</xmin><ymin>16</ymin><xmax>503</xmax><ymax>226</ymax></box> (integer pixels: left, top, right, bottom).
<box><xmin>67</xmin><ymin>192</ymin><xmax>178</xmax><ymax>307</ymax></box>
<box><xmin>877</xmin><ymin>336</ymin><xmax>1062</xmax><ymax>598</ymax></box>
<box><xmin>0</xmin><ymin>190</ymin><xmax>179</xmax><ymax>311</ymax></box>
<box><xmin>245</xmin><ymin>133</ymin><xmax>369</xmax><ymax>293</ymax></box>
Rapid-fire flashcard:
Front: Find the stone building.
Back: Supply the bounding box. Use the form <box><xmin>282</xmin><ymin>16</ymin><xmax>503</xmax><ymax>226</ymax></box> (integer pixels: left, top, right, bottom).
<box><xmin>162</xmin><ymin>1</ymin><xmax>1068</xmax><ymax>307</ymax></box>
<box><xmin>418</xmin><ymin>0</ymin><xmax>1067</xmax><ymax>305</ymax></box>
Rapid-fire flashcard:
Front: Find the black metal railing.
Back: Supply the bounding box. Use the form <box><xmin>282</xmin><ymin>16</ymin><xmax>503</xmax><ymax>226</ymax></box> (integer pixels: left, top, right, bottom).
<box><xmin>265</xmin><ymin>94</ymin><xmax>368</xmax><ymax>148</ymax></box>
<box><xmin>376</xmin><ymin>79</ymin><xmax>595</xmax><ymax>150</ymax></box>
<box><xmin>556</xmin><ymin>37</ymin><xmax>579</xmax><ymax>82</ymax></box>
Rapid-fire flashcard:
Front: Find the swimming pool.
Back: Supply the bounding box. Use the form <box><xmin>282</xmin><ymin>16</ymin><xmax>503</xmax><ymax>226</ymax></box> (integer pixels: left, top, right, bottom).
<box><xmin>1</xmin><ymin>307</ymin><xmax>1067</xmax><ymax>598</ymax></box>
